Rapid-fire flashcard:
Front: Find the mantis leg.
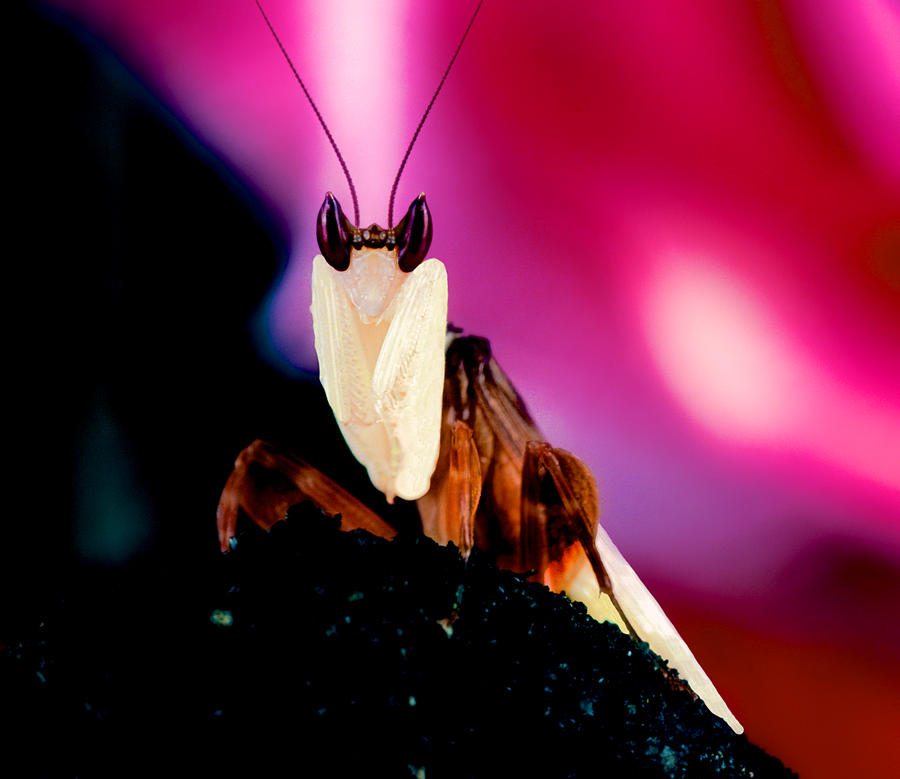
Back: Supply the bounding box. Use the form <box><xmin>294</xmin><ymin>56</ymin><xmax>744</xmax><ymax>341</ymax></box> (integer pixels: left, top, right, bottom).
<box><xmin>216</xmin><ymin>439</ymin><xmax>396</xmax><ymax>553</ymax></box>
<box><xmin>519</xmin><ymin>441</ymin><xmax>637</xmax><ymax>639</ymax></box>
<box><xmin>417</xmin><ymin>420</ymin><xmax>481</xmax><ymax>560</ymax></box>
<box><xmin>518</xmin><ymin>442</ymin><xmax>747</xmax><ymax>730</ymax></box>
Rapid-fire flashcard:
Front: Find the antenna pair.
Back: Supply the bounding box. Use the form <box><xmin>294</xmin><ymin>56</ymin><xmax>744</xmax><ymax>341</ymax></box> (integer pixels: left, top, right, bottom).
<box><xmin>254</xmin><ymin>0</ymin><xmax>483</xmax><ymax>227</ymax></box>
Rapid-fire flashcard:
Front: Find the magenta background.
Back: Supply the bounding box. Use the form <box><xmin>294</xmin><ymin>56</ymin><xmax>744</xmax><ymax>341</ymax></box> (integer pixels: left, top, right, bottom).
<box><xmin>44</xmin><ymin>0</ymin><xmax>900</xmax><ymax>774</ymax></box>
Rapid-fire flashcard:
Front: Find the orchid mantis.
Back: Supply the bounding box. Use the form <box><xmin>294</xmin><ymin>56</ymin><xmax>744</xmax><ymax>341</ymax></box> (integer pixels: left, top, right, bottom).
<box><xmin>217</xmin><ymin>0</ymin><xmax>742</xmax><ymax>735</ymax></box>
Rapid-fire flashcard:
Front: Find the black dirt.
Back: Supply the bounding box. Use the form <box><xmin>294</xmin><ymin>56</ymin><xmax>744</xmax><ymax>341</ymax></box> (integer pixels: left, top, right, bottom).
<box><xmin>4</xmin><ymin>504</ymin><xmax>795</xmax><ymax>777</ymax></box>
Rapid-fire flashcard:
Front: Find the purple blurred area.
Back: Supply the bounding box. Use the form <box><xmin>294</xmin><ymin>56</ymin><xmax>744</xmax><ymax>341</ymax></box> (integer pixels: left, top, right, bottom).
<box><xmin>24</xmin><ymin>0</ymin><xmax>900</xmax><ymax>774</ymax></box>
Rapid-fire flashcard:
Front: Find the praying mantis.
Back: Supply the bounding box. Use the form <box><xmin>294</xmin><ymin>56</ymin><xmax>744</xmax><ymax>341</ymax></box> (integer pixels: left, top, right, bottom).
<box><xmin>217</xmin><ymin>0</ymin><xmax>742</xmax><ymax>735</ymax></box>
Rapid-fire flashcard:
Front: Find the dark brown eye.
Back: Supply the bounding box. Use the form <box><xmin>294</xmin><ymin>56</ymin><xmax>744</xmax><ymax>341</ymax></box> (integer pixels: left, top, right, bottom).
<box><xmin>316</xmin><ymin>192</ymin><xmax>356</xmax><ymax>271</ymax></box>
<box><xmin>394</xmin><ymin>193</ymin><xmax>433</xmax><ymax>273</ymax></box>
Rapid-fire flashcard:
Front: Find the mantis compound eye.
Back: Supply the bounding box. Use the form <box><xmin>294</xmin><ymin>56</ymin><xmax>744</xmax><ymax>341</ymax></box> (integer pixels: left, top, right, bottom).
<box><xmin>394</xmin><ymin>193</ymin><xmax>433</xmax><ymax>273</ymax></box>
<box><xmin>316</xmin><ymin>192</ymin><xmax>355</xmax><ymax>271</ymax></box>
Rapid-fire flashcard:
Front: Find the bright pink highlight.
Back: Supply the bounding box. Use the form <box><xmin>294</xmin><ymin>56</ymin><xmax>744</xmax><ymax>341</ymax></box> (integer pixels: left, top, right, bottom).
<box><xmin>644</xmin><ymin>254</ymin><xmax>900</xmax><ymax>494</ymax></box>
<box><xmin>644</xmin><ymin>257</ymin><xmax>802</xmax><ymax>441</ymax></box>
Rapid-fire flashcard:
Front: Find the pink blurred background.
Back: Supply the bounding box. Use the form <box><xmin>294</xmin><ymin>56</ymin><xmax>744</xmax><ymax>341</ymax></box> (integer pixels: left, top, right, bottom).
<box><xmin>42</xmin><ymin>0</ymin><xmax>900</xmax><ymax>774</ymax></box>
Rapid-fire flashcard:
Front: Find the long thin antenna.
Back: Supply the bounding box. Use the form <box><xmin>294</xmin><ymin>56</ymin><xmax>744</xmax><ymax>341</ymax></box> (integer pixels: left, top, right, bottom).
<box><xmin>255</xmin><ymin>0</ymin><xmax>360</xmax><ymax>225</ymax></box>
<box><xmin>387</xmin><ymin>1</ymin><xmax>483</xmax><ymax>227</ymax></box>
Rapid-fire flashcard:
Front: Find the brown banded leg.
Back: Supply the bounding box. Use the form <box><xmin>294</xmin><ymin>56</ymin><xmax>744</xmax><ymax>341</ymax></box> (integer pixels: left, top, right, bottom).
<box><xmin>520</xmin><ymin>441</ymin><xmax>638</xmax><ymax>640</ymax></box>
<box><xmin>216</xmin><ymin>439</ymin><xmax>396</xmax><ymax>553</ymax></box>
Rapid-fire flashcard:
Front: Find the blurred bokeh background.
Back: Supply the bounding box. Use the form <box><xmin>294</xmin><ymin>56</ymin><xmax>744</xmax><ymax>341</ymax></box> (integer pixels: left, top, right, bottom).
<box><xmin>7</xmin><ymin>1</ymin><xmax>899</xmax><ymax>775</ymax></box>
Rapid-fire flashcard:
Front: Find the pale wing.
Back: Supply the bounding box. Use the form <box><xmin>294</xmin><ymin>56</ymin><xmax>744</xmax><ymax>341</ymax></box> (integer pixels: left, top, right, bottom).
<box><xmin>311</xmin><ymin>255</ymin><xmax>392</xmax><ymax>491</ymax></box>
<box><xmin>592</xmin><ymin>524</ymin><xmax>743</xmax><ymax>733</ymax></box>
<box><xmin>371</xmin><ymin>259</ymin><xmax>448</xmax><ymax>501</ymax></box>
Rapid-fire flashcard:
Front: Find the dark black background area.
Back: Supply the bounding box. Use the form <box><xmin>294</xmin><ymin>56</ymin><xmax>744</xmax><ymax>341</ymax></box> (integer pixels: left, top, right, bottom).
<box><xmin>4</xmin><ymin>3</ymin><xmax>417</xmax><ymax>638</ymax></box>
